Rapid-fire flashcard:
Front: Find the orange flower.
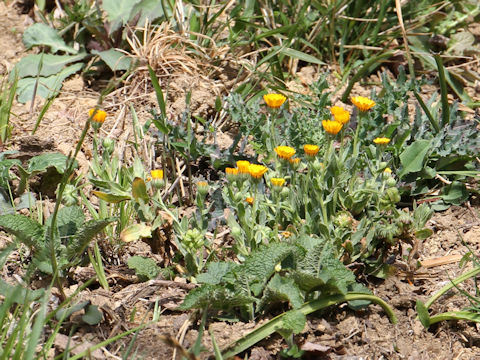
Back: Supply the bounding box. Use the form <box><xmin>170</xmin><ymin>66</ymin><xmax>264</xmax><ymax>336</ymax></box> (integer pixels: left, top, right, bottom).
<box><xmin>248</xmin><ymin>164</ymin><xmax>268</xmax><ymax>179</ymax></box>
<box><xmin>303</xmin><ymin>144</ymin><xmax>320</xmax><ymax>156</ymax></box>
<box><xmin>263</xmin><ymin>93</ymin><xmax>287</xmax><ymax>108</ymax></box>
<box><xmin>236</xmin><ymin>160</ymin><xmax>251</xmax><ymax>174</ymax></box>
<box><xmin>270</xmin><ymin>178</ymin><xmax>286</xmax><ymax>187</ymax></box>
<box><xmin>274</xmin><ymin>146</ymin><xmax>296</xmax><ymax>160</ymax></box>
<box><xmin>225</xmin><ymin>167</ymin><xmax>239</xmax><ymax>175</ymax></box>
<box><xmin>246</xmin><ymin>197</ymin><xmax>254</xmax><ymax>205</ymax></box>
<box><xmin>322</xmin><ymin>120</ymin><xmax>343</xmax><ymax>135</ymax></box>
<box><xmin>384</xmin><ymin>167</ymin><xmax>392</xmax><ymax>173</ymax></box>
<box><xmin>373</xmin><ymin>137</ymin><xmax>390</xmax><ymax>145</ymax></box>
<box><xmin>89</xmin><ymin>108</ymin><xmax>107</xmax><ymax>123</ymax></box>
<box><xmin>333</xmin><ymin>108</ymin><xmax>350</xmax><ymax>124</ymax></box>
<box><xmin>351</xmin><ymin>96</ymin><xmax>375</xmax><ymax>112</ymax></box>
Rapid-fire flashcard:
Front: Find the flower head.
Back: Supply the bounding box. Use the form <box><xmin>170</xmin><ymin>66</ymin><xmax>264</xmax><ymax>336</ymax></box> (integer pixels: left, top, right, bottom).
<box><xmin>270</xmin><ymin>177</ymin><xmax>286</xmax><ymax>187</ymax></box>
<box><xmin>245</xmin><ymin>197</ymin><xmax>254</xmax><ymax>205</ymax></box>
<box><xmin>89</xmin><ymin>108</ymin><xmax>107</xmax><ymax>130</ymax></box>
<box><xmin>331</xmin><ymin>107</ymin><xmax>350</xmax><ymax>124</ymax></box>
<box><xmin>263</xmin><ymin>93</ymin><xmax>287</xmax><ymax>109</ymax></box>
<box><xmin>373</xmin><ymin>137</ymin><xmax>390</xmax><ymax>145</ymax></box>
<box><xmin>225</xmin><ymin>167</ymin><xmax>239</xmax><ymax>182</ymax></box>
<box><xmin>274</xmin><ymin>146</ymin><xmax>296</xmax><ymax>160</ymax></box>
<box><xmin>322</xmin><ymin>120</ymin><xmax>343</xmax><ymax>135</ymax></box>
<box><xmin>236</xmin><ymin>160</ymin><xmax>251</xmax><ymax>174</ymax></box>
<box><xmin>248</xmin><ymin>164</ymin><xmax>268</xmax><ymax>179</ymax></box>
<box><xmin>351</xmin><ymin>96</ymin><xmax>375</xmax><ymax>112</ymax></box>
<box><xmin>151</xmin><ymin>169</ymin><xmax>164</xmax><ymax>179</ymax></box>
<box><xmin>197</xmin><ymin>181</ymin><xmax>209</xmax><ymax>196</ymax></box>
<box><xmin>384</xmin><ymin>167</ymin><xmax>392</xmax><ymax>174</ymax></box>
<box><xmin>303</xmin><ymin>144</ymin><xmax>320</xmax><ymax>157</ymax></box>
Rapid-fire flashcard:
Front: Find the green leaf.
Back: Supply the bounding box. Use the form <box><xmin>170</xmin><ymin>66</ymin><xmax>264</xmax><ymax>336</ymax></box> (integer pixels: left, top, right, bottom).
<box><xmin>132</xmin><ymin>0</ymin><xmax>169</xmax><ymax>26</ymax></box>
<box><xmin>127</xmin><ymin>256</ymin><xmax>160</xmax><ymax>281</ymax></box>
<box><xmin>196</xmin><ymin>262</ymin><xmax>237</xmax><ymax>285</ymax></box>
<box><xmin>102</xmin><ymin>0</ymin><xmax>139</xmax><ymax>33</ymax></box>
<box><xmin>56</xmin><ymin>301</ymin><xmax>90</xmax><ymax>321</ymax></box>
<box><xmin>280</xmin><ymin>309</ymin><xmax>306</xmax><ymax>335</ymax></box>
<box><xmin>179</xmin><ymin>284</ymin><xmax>254</xmax><ymax>311</ymax></box>
<box><xmin>278</xmin><ymin>47</ymin><xmax>325</xmax><ymax>65</ymax></box>
<box><xmin>94</xmin><ymin>49</ymin><xmax>133</xmax><ymax>71</ymax></box>
<box><xmin>258</xmin><ymin>274</ymin><xmax>304</xmax><ymax>311</ymax></box>
<box><xmin>27</xmin><ymin>152</ymin><xmax>72</xmax><ymax>174</ymax></box>
<box><xmin>441</xmin><ymin>181</ymin><xmax>468</xmax><ymax>205</ymax></box>
<box><xmin>67</xmin><ymin>218</ymin><xmax>115</xmax><ymax>260</ymax></box>
<box><xmin>120</xmin><ymin>223</ymin><xmax>152</xmax><ymax>243</ymax></box>
<box><xmin>415</xmin><ymin>228</ymin><xmax>433</xmax><ymax>240</ymax></box>
<box><xmin>82</xmin><ymin>304</ymin><xmax>103</xmax><ymax>325</ymax></box>
<box><xmin>92</xmin><ymin>190</ymin><xmax>131</xmax><ymax>203</ymax></box>
<box><xmin>12</xmin><ymin>54</ymin><xmax>86</xmax><ymax>79</ymax></box>
<box><xmin>131</xmin><ymin>177</ymin><xmax>149</xmax><ymax>202</ymax></box>
<box><xmin>416</xmin><ymin>300</ymin><xmax>431</xmax><ymax>329</ymax></box>
<box><xmin>16</xmin><ymin>62</ymin><xmax>84</xmax><ymax>103</ymax></box>
<box><xmin>398</xmin><ymin>140</ymin><xmax>431</xmax><ymax>178</ymax></box>
<box><xmin>55</xmin><ymin>205</ymin><xmax>85</xmax><ymax>239</ymax></box>
<box><xmin>22</xmin><ymin>23</ymin><xmax>77</xmax><ymax>54</ymax></box>
<box><xmin>0</xmin><ymin>214</ymin><xmax>44</xmax><ymax>248</ymax></box>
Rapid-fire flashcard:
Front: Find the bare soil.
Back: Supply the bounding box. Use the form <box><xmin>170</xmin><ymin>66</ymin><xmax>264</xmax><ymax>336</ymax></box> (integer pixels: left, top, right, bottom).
<box><xmin>1</xmin><ymin>2</ymin><xmax>480</xmax><ymax>359</ymax></box>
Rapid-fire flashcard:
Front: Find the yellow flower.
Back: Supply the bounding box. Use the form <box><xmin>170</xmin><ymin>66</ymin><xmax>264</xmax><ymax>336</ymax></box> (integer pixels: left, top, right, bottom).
<box><xmin>197</xmin><ymin>181</ymin><xmax>209</xmax><ymax>196</ymax></box>
<box><xmin>225</xmin><ymin>167</ymin><xmax>239</xmax><ymax>175</ymax></box>
<box><xmin>263</xmin><ymin>93</ymin><xmax>287</xmax><ymax>108</ymax></box>
<box><xmin>151</xmin><ymin>169</ymin><xmax>164</xmax><ymax>179</ymax></box>
<box><xmin>246</xmin><ymin>197</ymin><xmax>254</xmax><ymax>205</ymax></box>
<box><xmin>270</xmin><ymin>178</ymin><xmax>286</xmax><ymax>187</ymax></box>
<box><xmin>373</xmin><ymin>137</ymin><xmax>391</xmax><ymax>145</ymax></box>
<box><xmin>236</xmin><ymin>160</ymin><xmax>251</xmax><ymax>174</ymax></box>
<box><xmin>289</xmin><ymin>158</ymin><xmax>301</xmax><ymax>165</ymax></box>
<box><xmin>303</xmin><ymin>144</ymin><xmax>320</xmax><ymax>157</ymax></box>
<box><xmin>322</xmin><ymin>120</ymin><xmax>343</xmax><ymax>135</ymax></box>
<box><xmin>332</xmin><ymin>108</ymin><xmax>351</xmax><ymax>124</ymax></box>
<box><xmin>351</xmin><ymin>96</ymin><xmax>375</xmax><ymax>112</ymax></box>
<box><xmin>88</xmin><ymin>108</ymin><xmax>107</xmax><ymax>123</ymax></box>
<box><xmin>281</xmin><ymin>231</ymin><xmax>292</xmax><ymax>238</ymax></box>
<box><xmin>384</xmin><ymin>167</ymin><xmax>392</xmax><ymax>173</ymax></box>
<box><xmin>274</xmin><ymin>146</ymin><xmax>296</xmax><ymax>160</ymax></box>
<box><xmin>248</xmin><ymin>164</ymin><xmax>268</xmax><ymax>179</ymax></box>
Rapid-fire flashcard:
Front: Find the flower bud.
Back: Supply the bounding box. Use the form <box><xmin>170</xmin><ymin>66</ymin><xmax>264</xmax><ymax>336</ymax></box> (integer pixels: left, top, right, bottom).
<box><xmin>102</xmin><ymin>137</ymin><xmax>115</xmax><ymax>154</ymax></box>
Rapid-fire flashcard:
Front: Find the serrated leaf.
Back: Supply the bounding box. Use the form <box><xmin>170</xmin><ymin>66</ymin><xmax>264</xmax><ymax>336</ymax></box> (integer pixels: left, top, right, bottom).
<box><xmin>67</xmin><ymin>218</ymin><xmax>115</xmax><ymax>260</ymax></box>
<box><xmin>27</xmin><ymin>152</ymin><xmax>72</xmax><ymax>174</ymax></box>
<box><xmin>92</xmin><ymin>190</ymin><xmax>131</xmax><ymax>203</ymax></box>
<box><xmin>196</xmin><ymin>262</ymin><xmax>237</xmax><ymax>285</ymax></box>
<box><xmin>93</xmin><ymin>49</ymin><xmax>133</xmax><ymax>71</ymax></box>
<box><xmin>12</xmin><ymin>54</ymin><xmax>86</xmax><ymax>79</ymax></box>
<box><xmin>398</xmin><ymin>140</ymin><xmax>431</xmax><ymax>178</ymax></box>
<box><xmin>54</xmin><ymin>206</ymin><xmax>85</xmax><ymax>239</ymax></box>
<box><xmin>127</xmin><ymin>255</ymin><xmax>159</xmax><ymax>281</ymax></box>
<box><xmin>120</xmin><ymin>223</ymin><xmax>152</xmax><ymax>242</ymax></box>
<box><xmin>23</xmin><ymin>23</ymin><xmax>77</xmax><ymax>54</ymax></box>
<box><xmin>0</xmin><ymin>214</ymin><xmax>44</xmax><ymax>248</ymax></box>
<box><xmin>280</xmin><ymin>309</ymin><xmax>306</xmax><ymax>335</ymax></box>
<box><xmin>179</xmin><ymin>284</ymin><xmax>254</xmax><ymax>311</ymax></box>
<box><xmin>259</xmin><ymin>274</ymin><xmax>304</xmax><ymax>311</ymax></box>
<box><xmin>82</xmin><ymin>304</ymin><xmax>103</xmax><ymax>325</ymax></box>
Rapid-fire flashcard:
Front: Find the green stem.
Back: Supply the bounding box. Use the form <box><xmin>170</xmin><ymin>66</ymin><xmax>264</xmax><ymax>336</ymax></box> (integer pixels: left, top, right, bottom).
<box><xmin>425</xmin><ymin>266</ymin><xmax>480</xmax><ymax>309</ymax></box>
<box><xmin>352</xmin><ymin>112</ymin><xmax>363</xmax><ymax>158</ymax></box>
<box><xmin>434</xmin><ymin>54</ymin><xmax>450</xmax><ymax>127</ymax></box>
<box><xmin>221</xmin><ymin>293</ymin><xmax>397</xmax><ymax>359</ymax></box>
<box><xmin>428</xmin><ymin>311</ymin><xmax>480</xmax><ymax>326</ymax></box>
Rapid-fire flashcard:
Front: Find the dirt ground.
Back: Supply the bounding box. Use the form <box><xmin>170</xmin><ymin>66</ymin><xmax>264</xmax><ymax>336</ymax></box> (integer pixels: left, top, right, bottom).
<box><xmin>2</xmin><ymin>2</ymin><xmax>480</xmax><ymax>359</ymax></box>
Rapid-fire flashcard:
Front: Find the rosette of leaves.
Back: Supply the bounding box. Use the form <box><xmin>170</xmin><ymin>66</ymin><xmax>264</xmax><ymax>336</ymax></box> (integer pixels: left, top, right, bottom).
<box><xmin>0</xmin><ymin>205</ymin><xmax>114</xmax><ymax>275</ymax></box>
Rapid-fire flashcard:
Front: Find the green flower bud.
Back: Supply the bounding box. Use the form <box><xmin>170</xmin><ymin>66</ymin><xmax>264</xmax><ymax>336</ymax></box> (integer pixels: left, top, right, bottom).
<box><xmin>102</xmin><ymin>137</ymin><xmax>115</xmax><ymax>154</ymax></box>
<box><xmin>62</xmin><ymin>184</ymin><xmax>78</xmax><ymax>206</ymax></box>
<box><xmin>334</xmin><ymin>211</ymin><xmax>353</xmax><ymax>228</ymax></box>
<box><xmin>385</xmin><ymin>177</ymin><xmax>396</xmax><ymax>187</ymax></box>
<box><xmin>183</xmin><ymin>228</ymin><xmax>204</xmax><ymax>251</ymax></box>
<box><xmin>280</xmin><ymin>186</ymin><xmax>290</xmax><ymax>198</ymax></box>
<box><xmin>385</xmin><ymin>187</ymin><xmax>401</xmax><ymax>204</ymax></box>
<box><xmin>231</xmin><ymin>226</ymin><xmax>242</xmax><ymax>239</ymax></box>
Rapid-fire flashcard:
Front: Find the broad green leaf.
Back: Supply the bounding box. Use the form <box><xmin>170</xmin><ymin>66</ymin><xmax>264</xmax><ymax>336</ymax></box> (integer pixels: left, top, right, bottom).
<box><xmin>27</xmin><ymin>152</ymin><xmax>71</xmax><ymax>174</ymax></box>
<box><xmin>179</xmin><ymin>284</ymin><xmax>254</xmax><ymax>311</ymax></box>
<box><xmin>398</xmin><ymin>140</ymin><xmax>431</xmax><ymax>178</ymax></box>
<box><xmin>258</xmin><ymin>274</ymin><xmax>304</xmax><ymax>311</ymax></box>
<box><xmin>93</xmin><ymin>49</ymin><xmax>133</xmax><ymax>71</ymax></box>
<box><xmin>120</xmin><ymin>223</ymin><xmax>152</xmax><ymax>242</ymax></box>
<box><xmin>55</xmin><ymin>205</ymin><xmax>85</xmax><ymax>239</ymax></box>
<box><xmin>0</xmin><ymin>214</ymin><xmax>44</xmax><ymax>248</ymax></box>
<box><xmin>56</xmin><ymin>301</ymin><xmax>90</xmax><ymax>321</ymax></box>
<box><xmin>67</xmin><ymin>218</ymin><xmax>115</xmax><ymax>260</ymax></box>
<box><xmin>415</xmin><ymin>228</ymin><xmax>433</xmax><ymax>240</ymax></box>
<box><xmin>92</xmin><ymin>190</ymin><xmax>131</xmax><ymax>203</ymax></box>
<box><xmin>132</xmin><ymin>0</ymin><xmax>169</xmax><ymax>26</ymax></box>
<box><xmin>196</xmin><ymin>262</ymin><xmax>237</xmax><ymax>285</ymax></box>
<box><xmin>280</xmin><ymin>309</ymin><xmax>306</xmax><ymax>335</ymax></box>
<box><xmin>12</xmin><ymin>54</ymin><xmax>86</xmax><ymax>79</ymax></box>
<box><xmin>23</xmin><ymin>23</ymin><xmax>77</xmax><ymax>54</ymax></box>
<box><xmin>416</xmin><ymin>300</ymin><xmax>430</xmax><ymax>329</ymax></box>
<box><xmin>131</xmin><ymin>177</ymin><xmax>149</xmax><ymax>202</ymax></box>
<box><xmin>16</xmin><ymin>62</ymin><xmax>84</xmax><ymax>103</ymax></box>
<box><xmin>441</xmin><ymin>181</ymin><xmax>468</xmax><ymax>205</ymax></box>
<box><xmin>15</xmin><ymin>192</ymin><xmax>36</xmax><ymax>210</ymax></box>
<box><xmin>82</xmin><ymin>304</ymin><xmax>103</xmax><ymax>325</ymax></box>
<box><xmin>127</xmin><ymin>255</ymin><xmax>160</xmax><ymax>281</ymax></box>
<box><xmin>102</xmin><ymin>0</ymin><xmax>140</xmax><ymax>33</ymax></box>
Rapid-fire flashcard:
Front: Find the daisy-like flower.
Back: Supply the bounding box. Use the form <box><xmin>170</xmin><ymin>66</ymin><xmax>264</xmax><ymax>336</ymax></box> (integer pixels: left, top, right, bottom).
<box><xmin>351</xmin><ymin>96</ymin><xmax>375</xmax><ymax>112</ymax></box>
<box><xmin>274</xmin><ymin>146</ymin><xmax>296</xmax><ymax>160</ymax></box>
<box><xmin>89</xmin><ymin>108</ymin><xmax>107</xmax><ymax>123</ymax></box>
<box><xmin>245</xmin><ymin>197</ymin><xmax>254</xmax><ymax>205</ymax></box>
<box><xmin>281</xmin><ymin>231</ymin><xmax>292</xmax><ymax>238</ymax></box>
<box><xmin>333</xmin><ymin>108</ymin><xmax>351</xmax><ymax>124</ymax></box>
<box><xmin>236</xmin><ymin>160</ymin><xmax>251</xmax><ymax>174</ymax></box>
<box><xmin>373</xmin><ymin>137</ymin><xmax>391</xmax><ymax>145</ymax></box>
<box><xmin>270</xmin><ymin>178</ymin><xmax>286</xmax><ymax>187</ymax></box>
<box><xmin>151</xmin><ymin>169</ymin><xmax>164</xmax><ymax>179</ymax></box>
<box><xmin>248</xmin><ymin>164</ymin><xmax>268</xmax><ymax>179</ymax></box>
<box><xmin>322</xmin><ymin>120</ymin><xmax>343</xmax><ymax>135</ymax></box>
<box><xmin>303</xmin><ymin>144</ymin><xmax>320</xmax><ymax>157</ymax></box>
<box><xmin>197</xmin><ymin>181</ymin><xmax>209</xmax><ymax>196</ymax></box>
<box><xmin>384</xmin><ymin>167</ymin><xmax>392</xmax><ymax>174</ymax></box>
<box><xmin>225</xmin><ymin>167</ymin><xmax>239</xmax><ymax>181</ymax></box>
<box><xmin>263</xmin><ymin>93</ymin><xmax>287</xmax><ymax>108</ymax></box>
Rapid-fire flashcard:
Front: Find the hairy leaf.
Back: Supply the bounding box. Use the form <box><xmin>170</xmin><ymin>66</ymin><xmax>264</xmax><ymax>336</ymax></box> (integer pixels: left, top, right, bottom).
<box><xmin>127</xmin><ymin>256</ymin><xmax>160</xmax><ymax>281</ymax></box>
<box><xmin>258</xmin><ymin>274</ymin><xmax>303</xmax><ymax>311</ymax></box>
<box><xmin>196</xmin><ymin>262</ymin><xmax>238</xmax><ymax>285</ymax></box>
<box><xmin>67</xmin><ymin>218</ymin><xmax>115</xmax><ymax>260</ymax></box>
<box><xmin>23</xmin><ymin>23</ymin><xmax>77</xmax><ymax>54</ymax></box>
<box><xmin>179</xmin><ymin>284</ymin><xmax>254</xmax><ymax>311</ymax></box>
<box><xmin>0</xmin><ymin>214</ymin><xmax>44</xmax><ymax>248</ymax></box>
